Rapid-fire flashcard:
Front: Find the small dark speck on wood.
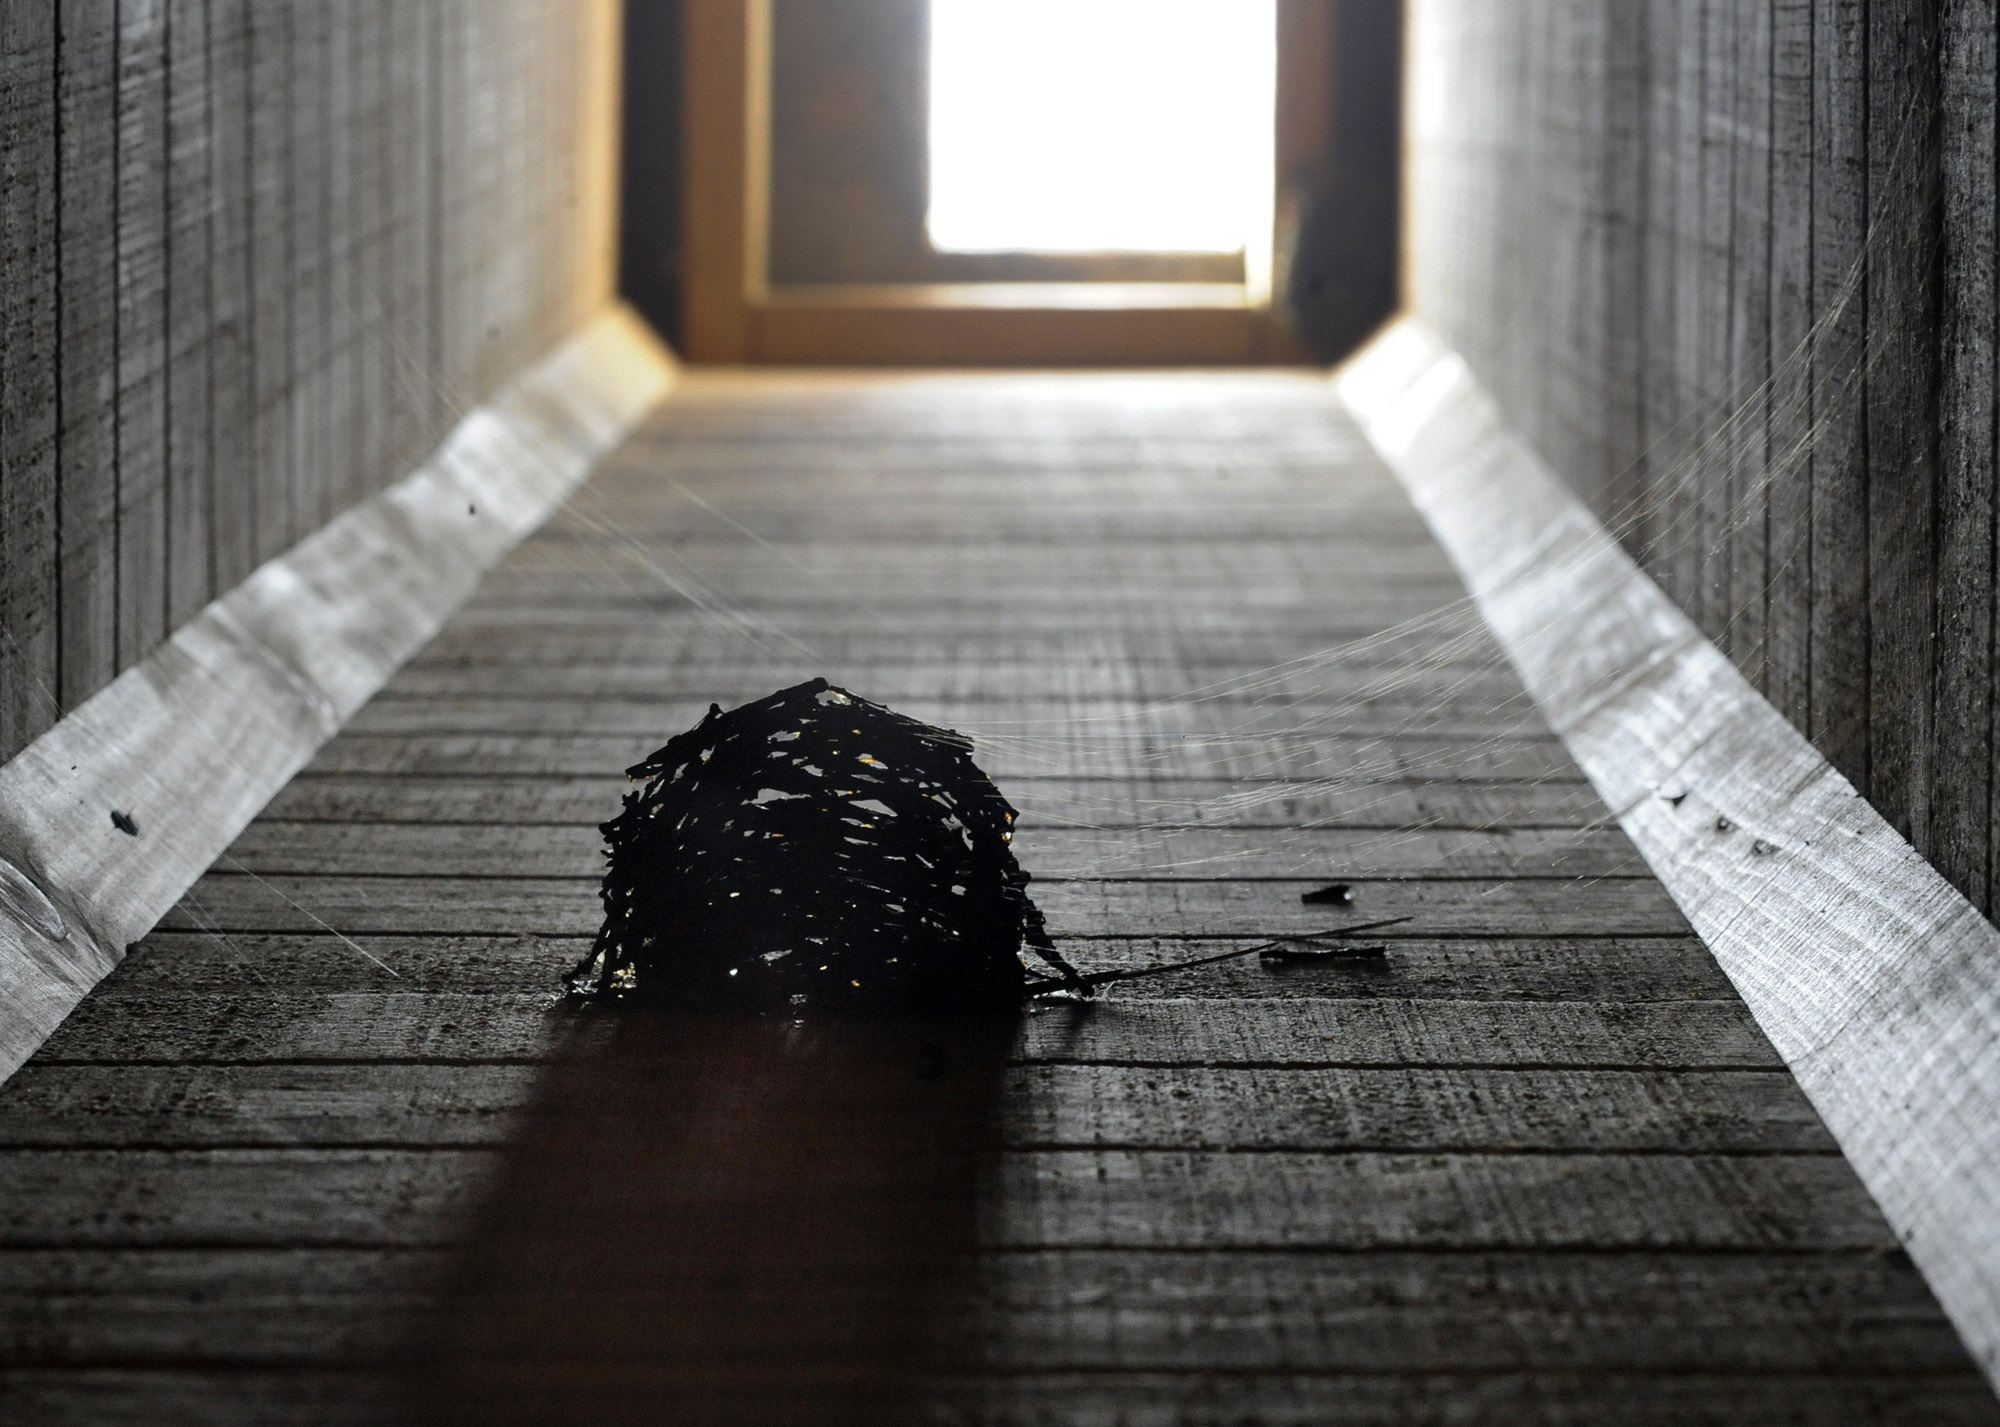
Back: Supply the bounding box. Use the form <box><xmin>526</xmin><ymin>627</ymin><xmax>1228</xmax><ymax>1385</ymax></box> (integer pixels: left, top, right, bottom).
<box><xmin>110</xmin><ymin>810</ymin><xmax>139</xmax><ymax>836</ymax></box>
<box><xmin>1300</xmin><ymin>882</ymin><xmax>1353</xmax><ymax>905</ymax></box>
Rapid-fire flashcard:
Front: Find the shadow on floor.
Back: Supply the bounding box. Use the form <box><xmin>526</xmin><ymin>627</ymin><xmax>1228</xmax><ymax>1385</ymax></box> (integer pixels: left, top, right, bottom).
<box><xmin>401</xmin><ymin>1008</ymin><xmax>1016</xmax><ymax>1426</ymax></box>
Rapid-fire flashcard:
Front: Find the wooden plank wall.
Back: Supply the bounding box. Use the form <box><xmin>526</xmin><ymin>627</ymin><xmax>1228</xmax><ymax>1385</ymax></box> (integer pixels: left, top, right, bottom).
<box><xmin>8</xmin><ymin>367</ymin><xmax>1994</xmax><ymax>1421</ymax></box>
<box><xmin>0</xmin><ymin>0</ymin><xmax>622</xmax><ymax>768</ymax></box>
<box><xmin>1407</xmin><ymin>0</ymin><xmax>2000</xmax><ymax>914</ymax></box>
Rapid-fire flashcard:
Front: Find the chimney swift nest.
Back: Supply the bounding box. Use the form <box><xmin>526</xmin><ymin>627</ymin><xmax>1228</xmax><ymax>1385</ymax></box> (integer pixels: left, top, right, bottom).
<box><xmin>568</xmin><ymin>678</ymin><xmax>1084</xmax><ymax>1014</ymax></box>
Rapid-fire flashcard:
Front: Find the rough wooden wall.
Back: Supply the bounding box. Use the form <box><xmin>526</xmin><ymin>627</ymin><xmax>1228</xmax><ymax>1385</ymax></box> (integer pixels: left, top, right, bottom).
<box><xmin>1409</xmin><ymin>0</ymin><xmax>2000</xmax><ymax>915</ymax></box>
<box><xmin>0</xmin><ymin>0</ymin><xmax>622</xmax><ymax>767</ymax></box>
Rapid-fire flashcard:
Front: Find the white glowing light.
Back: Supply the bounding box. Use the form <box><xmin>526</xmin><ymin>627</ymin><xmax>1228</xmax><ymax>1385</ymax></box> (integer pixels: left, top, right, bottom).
<box><xmin>927</xmin><ymin>0</ymin><xmax>1276</xmax><ymax>254</ymax></box>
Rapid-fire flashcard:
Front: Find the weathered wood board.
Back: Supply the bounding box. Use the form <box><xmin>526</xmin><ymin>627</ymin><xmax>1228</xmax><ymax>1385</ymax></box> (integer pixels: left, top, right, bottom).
<box><xmin>0</xmin><ymin>0</ymin><xmax>626</xmax><ymax>772</ymax></box>
<box><xmin>1342</xmin><ymin>316</ymin><xmax>2000</xmax><ymax>1399</ymax></box>
<box><xmin>0</xmin><ymin>310</ymin><xmax>671</xmax><ymax>1084</ymax></box>
<box><xmin>1404</xmin><ymin>0</ymin><xmax>2000</xmax><ymax>930</ymax></box>
<box><xmin>1</xmin><ymin>368</ymin><xmax>1990</xmax><ymax>1423</ymax></box>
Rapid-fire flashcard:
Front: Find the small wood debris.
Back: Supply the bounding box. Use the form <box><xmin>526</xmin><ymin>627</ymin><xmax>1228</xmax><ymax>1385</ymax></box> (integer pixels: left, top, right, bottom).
<box><xmin>1260</xmin><ymin>943</ymin><xmax>1387</xmax><ymax>965</ymax></box>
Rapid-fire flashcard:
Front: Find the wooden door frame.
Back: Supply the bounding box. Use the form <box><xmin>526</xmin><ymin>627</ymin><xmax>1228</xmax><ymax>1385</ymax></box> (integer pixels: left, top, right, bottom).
<box><xmin>681</xmin><ymin>0</ymin><xmax>1326</xmax><ymax>364</ymax></box>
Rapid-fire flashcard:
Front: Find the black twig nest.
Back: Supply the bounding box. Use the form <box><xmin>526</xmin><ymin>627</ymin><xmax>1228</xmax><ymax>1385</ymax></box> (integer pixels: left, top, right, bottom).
<box><xmin>569</xmin><ymin>679</ymin><xmax>1083</xmax><ymax>1014</ymax></box>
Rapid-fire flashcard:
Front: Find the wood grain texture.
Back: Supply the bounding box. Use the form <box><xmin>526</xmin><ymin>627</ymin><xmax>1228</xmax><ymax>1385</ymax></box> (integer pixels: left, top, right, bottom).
<box><xmin>0</xmin><ymin>311</ymin><xmax>672</xmax><ymax>1083</ymax></box>
<box><xmin>0</xmin><ymin>1248</ymin><xmax>1965</xmax><ymax>1370</ymax></box>
<box><xmin>1809</xmin><ymin>0</ymin><xmax>1873</xmax><ymax>783</ymax></box>
<box><xmin>206</xmin><ymin>0</ymin><xmax>253</xmax><ymax>594</ymax></box>
<box><xmin>256</xmin><ymin>771</ymin><xmax>1609</xmax><ymax>829</ymax></box>
<box><xmin>0</xmin><ymin>0</ymin><xmax>629</xmax><ymax>769</ymax></box>
<box><xmin>1341</xmin><ymin>315</ymin><xmax>2000</xmax><ymax>1391</ymax></box>
<box><xmin>282</xmin><ymin>0</ymin><xmax>326</xmax><ymax>543</ymax></box>
<box><xmin>1938</xmin><ymin>0</ymin><xmax>1997</xmax><ymax>909</ymax></box>
<box><xmin>27</xmin><ymin>994</ymin><xmax>1783</xmax><ymax>1070</ymax></box>
<box><xmin>1767</xmin><ymin>0</ymin><xmax>1817</xmax><ymax>733</ymax></box>
<box><xmin>214</xmin><ymin>820</ymin><xmax>1650</xmax><ymax>881</ymax></box>
<box><xmin>148</xmin><ymin>871</ymin><xmax>1691</xmax><ymax>939</ymax></box>
<box><xmin>0</xmin><ymin>1062</ymin><xmax>1830</xmax><ymax>1151</ymax></box>
<box><xmin>4</xmin><ymin>1368</ymin><xmax>1993</xmax><ymax>1427</ymax></box>
<box><xmin>243</xmin><ymin>0</ymin><xmax>291</xmax><ymax>562</ymax></box>
<box><xmin>6</xmin><ymin>367</ymin><xmax>1989</xmax><ymax>1422</ymax></box>
<box><xmin>0</xmin><ymin>1148</ymin><xmax>1892</xmax><ymax>1252</ymax></box>
<box><xmin>103</xmin><ymin>931</ymin><xmax>1745</xmax><ymax>1003</ymax></box>
<box><xmin>1725</xmin><ymin>0</ymin><xmax>1772</xmax><ymax>684</ymax></box>
<box><xmin>301</xmin><ymin>729</ymin><xmax>1584</xmax><ymax>783</ymax></box>
<box><xmin>322</xmin><ymin>0</ymin><xmax>363</xmax><ymax>521</ymax></box>
<box><xmin>114</xmin><ymin>0</ymin><xmax>169</xmax><ymax>668</ymax></box>
<box><xmin>1863</xmin><ymin>0</ymin><xmax>1943</xmax><ymax>850</ymax></box>
<box><xmin>1406</xmin><ymin>0</ymin><xmax>2000</xmax><ymax>924</ymax></box>
<box><xmin>0</xmin><ymin>0</ymin><xmax>61</xmax><ymax>752</ymax></box>
<box><xmin>55</xmin><ymin>0</ymin><xmax>122</xmax><ymax>713</ymax></box>
<box><xmin>163</xmin><ymin>0</ymin><xmax>213</xmax><ymax>631</ymax></box>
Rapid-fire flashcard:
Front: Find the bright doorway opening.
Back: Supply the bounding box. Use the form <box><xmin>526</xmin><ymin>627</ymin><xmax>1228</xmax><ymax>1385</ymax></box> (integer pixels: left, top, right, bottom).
<box><xmin>926</xmin><ymin>0</ymin><xmax>1277</xmax><ymax>256</ymax></box>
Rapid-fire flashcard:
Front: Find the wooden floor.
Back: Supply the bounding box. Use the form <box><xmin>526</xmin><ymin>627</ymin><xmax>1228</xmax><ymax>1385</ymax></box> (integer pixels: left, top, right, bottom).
<box><xmin>0</xmin><ymin>370</ymin><xmax>1994</xmax><ymax>1424</ymax></box>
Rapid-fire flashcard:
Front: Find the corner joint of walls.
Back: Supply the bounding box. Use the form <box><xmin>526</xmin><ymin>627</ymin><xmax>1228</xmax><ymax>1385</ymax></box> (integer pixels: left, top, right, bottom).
<box><xmin>0</xmin><ymin>305</ymin><xmax>675</xmax><ymax>1085</ymax></box>
<box><xmin>1337</xmin><ymin>314</ymin><xmax>2000</xmax><ymax>1393</ymax></box>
